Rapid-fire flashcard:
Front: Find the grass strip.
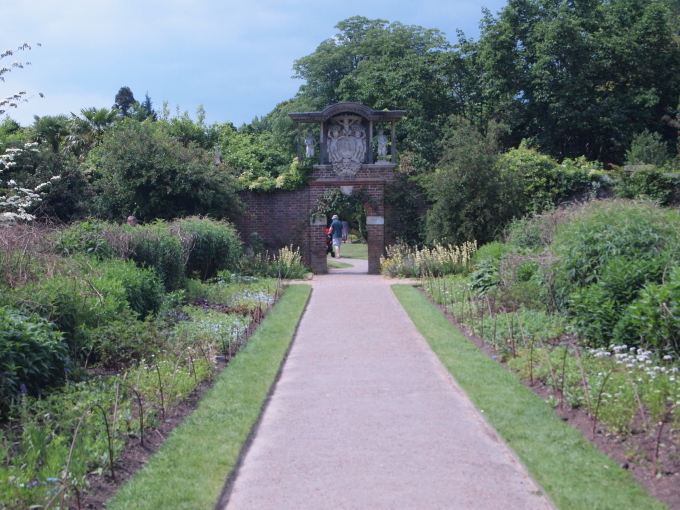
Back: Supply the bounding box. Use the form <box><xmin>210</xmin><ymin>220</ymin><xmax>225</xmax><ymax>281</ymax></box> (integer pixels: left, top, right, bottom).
<box><xmin>107</xmin><ymin>284</ymin><xmax>312</xmax><ymax>510</ymax></box>
<box><xmin>392</xmin><ymin>284</ymin><xmax>666</xmax><ymax>510</ymax></box>
<box><xmin>328</xmin><ymin>260</ymin><xmax>353</xmax><ymax>269</ymax></box>
<box><xmin>335</xmin><ymin>242</ymin><xmax>367</xmax><ymax>260</ymax></box>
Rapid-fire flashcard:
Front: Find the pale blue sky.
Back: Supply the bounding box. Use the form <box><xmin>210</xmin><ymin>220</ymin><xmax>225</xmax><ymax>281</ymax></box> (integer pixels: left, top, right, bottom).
<box><xmin>4</xmin><ymin>0</ymin><xmax>508</xmax><ymax>128</ymax></box>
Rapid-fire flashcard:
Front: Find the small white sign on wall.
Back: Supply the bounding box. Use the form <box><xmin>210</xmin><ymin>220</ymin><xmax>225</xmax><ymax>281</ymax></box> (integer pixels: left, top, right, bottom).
<box><xmin>310</xmin><ymin>215</ymin><xmax>327</xmax><ymax>226</ymax></box>
<box><xmin>366</xmin><ymin>216</ymin><xmax>385</xmax><ymax>225</ymax></box>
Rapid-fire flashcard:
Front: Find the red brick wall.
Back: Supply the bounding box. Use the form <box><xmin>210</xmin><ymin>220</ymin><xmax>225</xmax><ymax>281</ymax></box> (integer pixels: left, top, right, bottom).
<box><xmin>235</xmin><ymin>188</ymin><xmax>311</xmax><ymax>262</ymax></box>
<box><xmin>235</xmin><ymin>164</ymin><xmax>408</xmax><ymax>274</ymax></box>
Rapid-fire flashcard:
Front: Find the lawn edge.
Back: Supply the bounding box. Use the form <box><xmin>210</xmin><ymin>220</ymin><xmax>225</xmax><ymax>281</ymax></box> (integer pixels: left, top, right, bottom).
<box><xmin>106</xmin><ymin>284</ymin><xmax>312</xmax><ymax>510</ymax></box>
<box><xmin>391</xmin><ymin>283</ymin><xmax>667</xmax><ymax>510</ymax></box>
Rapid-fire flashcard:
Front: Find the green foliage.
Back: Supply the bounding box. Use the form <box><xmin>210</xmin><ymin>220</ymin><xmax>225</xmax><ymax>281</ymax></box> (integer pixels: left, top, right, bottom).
<box><xmin>472</xmin><ymin>241</ymin><xmax>510</xmax><ymax>264</ymax></box>
<box><xmin>92</xmin><ymin>258</ymin><xmax>164</xmax><ymax>319</ymax></box>
<box><xmin>175</xmin><ymin>216</ymin><xmax>243</xmax><ymax>280</ymax></box>
<box><xmin>55</xmin><ymin>220</ymin><xmax>113</xmax><ymax>258</ymax></box>
<box><xmin>0</xmin><ymin>307</ymin><xmax>69</xmax><ymax>410</ymax></box>
<box><xmin>127</xmin><ymin>222</ymin><xmax>186</xmax><ymax>292</ymax></box>
<box><xmin>496</xmin><ymin>145</ymin><xmax>606</xmax><ymax>214</ymax></box>
<box><xmin>476</xmin><ymin>0</ymin><xmax>680</xmax><ymax>164</ymax></box>
<box><xmin>275</xmin><ymin>158</ymin><xmax>312</xmax><ymax>191</ymax></box>
<box><xmin>623</xmin><ymin>266</ymin><xmax>680</xmax><ymax>353</ymax></box>
<box><xmin>2</xmin><ymin>256</ymin><xmax>163</xmax><ymax>358</ymax></box>
<box><xmin>553</xmin><ymin>200</ymin><xmax>680</xmax><ymax>292</ymax></box>
<box><xmin>90</xmin><ymin>310</ymin><xmax>163</xmax><ymax>369</ymax></box>
<box><xmin>625</xmin><ymin>130</ymin><xmax>672</xmax><ymax>166</ymax></box>
<box><xmin>423</xmin><ymin>117</ymin><xmax>515</xmax><ymax>245</ymax></box>
<box><xmin>87</xmin><ymin>118</ymin><xmax>243</xmax><ymax>221</ymax></box>
<box><xmin>615</xmin><ymin>165</ymin><xmax>680</xmax><ymax>206</ymax></box>
<box><xmin>384</xmin><ymin>173</ymin><xmax>424</xmax><ymax>245</ymax></box>
<box><xmin>113</xmin><ymin>86</ymin><xmax>136</xmax><ymax>117</ymax></box>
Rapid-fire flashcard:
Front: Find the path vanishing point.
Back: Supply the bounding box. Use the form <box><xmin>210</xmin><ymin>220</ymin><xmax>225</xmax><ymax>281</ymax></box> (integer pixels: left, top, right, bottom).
<box><xmin>219</xmin><ymin>258</ymin><xmax>554</xmax><ymax>509</ymax></box>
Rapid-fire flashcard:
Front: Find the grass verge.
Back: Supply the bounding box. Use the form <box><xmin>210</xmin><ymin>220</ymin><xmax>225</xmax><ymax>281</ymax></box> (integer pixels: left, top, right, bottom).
<box><xmin>335</xmin><ymin>242</ymin><xmax>367</xmax><ymax>260</ymax></box>
<box><xmin>107</xmin><ymin>284</ymin><xmax>312</xmax><ymax>510</ymax></box>
<box><xmin>392</xmin><ymin>284</ymin><xmax>666</xmax><ymax>510</ymax></box>
<box><xmin>328</xmin><ymin>260</ymin><xmax>353</xmax><ymax>269</ymax></box>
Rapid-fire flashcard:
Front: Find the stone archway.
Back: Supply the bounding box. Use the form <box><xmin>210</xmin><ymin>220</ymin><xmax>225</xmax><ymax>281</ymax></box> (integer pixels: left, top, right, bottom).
<box><xmin>290</xmin><ymin>103</ymin><xmax>405</xmax><ymax>274</ymax></box>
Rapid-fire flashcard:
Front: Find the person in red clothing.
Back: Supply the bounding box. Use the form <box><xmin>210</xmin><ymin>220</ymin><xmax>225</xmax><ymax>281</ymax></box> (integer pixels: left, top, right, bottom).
<box><xmin>326</xmin><ymin>226</ymin><xmax>335</xmax><ymax>257</ymax></box>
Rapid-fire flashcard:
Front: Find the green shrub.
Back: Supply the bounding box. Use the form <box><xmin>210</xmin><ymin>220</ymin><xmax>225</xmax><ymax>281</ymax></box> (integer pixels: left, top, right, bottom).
<box><xmin>496</xmin><ymin>146</ymin><xmax>606</xmax><ymax>215</ymax></box>
<box><xmin>615</xmin><ymin>165</ymin><xmax>680</xmax><ymax>206</ymax></box>
<box><xmin>0</xmin><ymin>307</ymin><xmax>70</xmax><ymax>411</ymax></box>
<box><xmin>175</xmin><ymin>217</ymin><xmax>242</xmax><ymax>280</ymax></box>
<box><xmin>554</xmin><ymin>200</ymin><xmax>680</xmax><ymax>293</ymax></box>
<box><xmin>622</xmin><ymin>266</ymin><xmax>680</xmax><ymax>353</ymax></box>
<box><xmin>54</xmin><ymin>220</ymin><xmax>113</xmax><ymax>258</ymax></box>
<box><xmin>471</xmin><ymin>241</ymin><xmax>509</xmax><ymax>264</ymax></box>
<box><xmin>624</xmin><ymin>130</ymin><xmax>672</xmax><ymax>167</ymax></box>
<box><xmin>128</xmin><ymin>222</ymin><xmax>186</xmax><ymax>291</ymax></box>
<box><xmin>2</xmin><ymin>258</ymin><xmax>162</xmax><ymax>359</ymax></box>
<box><xmin>90</xmin><ymin>310</ymin><xmax>163</xmax><ymax>369</ymax></box>
<box><xmin>92</xmin><ymin>258</ymin><xmax>164</xmax><ymax>318</ymax></box>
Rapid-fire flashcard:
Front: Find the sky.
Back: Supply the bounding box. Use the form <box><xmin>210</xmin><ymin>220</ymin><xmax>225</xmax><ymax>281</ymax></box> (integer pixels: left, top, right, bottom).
<box><xmin>4</xmin><ymin>0</ymin><xmax>509</xmax><ymax>128</ymax></box>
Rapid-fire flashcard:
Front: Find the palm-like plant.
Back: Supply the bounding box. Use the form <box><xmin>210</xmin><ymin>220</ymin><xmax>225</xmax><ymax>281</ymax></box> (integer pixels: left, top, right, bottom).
<box><xmin>32</xmin><ymin>114</ymin><xmax>70</xmax><ymax>153</ymax></box>
<box><xmin>67</xmin><ymin>107</ymin><xmax>119</xmax><ymax>158</ymax></box>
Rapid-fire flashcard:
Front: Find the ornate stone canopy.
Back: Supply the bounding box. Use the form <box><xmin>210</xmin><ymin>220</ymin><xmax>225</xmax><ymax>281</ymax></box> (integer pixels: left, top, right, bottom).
<box><xmin>289</xmin><ymin>102</ymin><xmax>406</xmax><ymax>178</ymax></box>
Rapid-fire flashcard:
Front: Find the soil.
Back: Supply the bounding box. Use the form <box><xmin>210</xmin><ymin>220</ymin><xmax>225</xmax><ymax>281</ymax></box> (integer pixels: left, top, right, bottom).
<box><xmin>432</xmin><ymin>301</ymin><xmax>680</xmax><ymax>510</ymax></box>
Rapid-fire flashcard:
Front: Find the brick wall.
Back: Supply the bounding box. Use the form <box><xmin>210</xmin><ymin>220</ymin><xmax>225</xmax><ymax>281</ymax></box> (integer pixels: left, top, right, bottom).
<box><xmin>235</xmin><ymin>164</ymin><xmax>408</xmax><ymax>274</ymax></box>
<box><xmin>235</xmin><ymin>188</ymin><xmax>311</xmax><ymax>263</ymax></box>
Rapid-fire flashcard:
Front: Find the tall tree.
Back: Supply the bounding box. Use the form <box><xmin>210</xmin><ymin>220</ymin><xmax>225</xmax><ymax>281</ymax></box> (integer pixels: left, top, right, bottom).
<box><xmin>475</xmin><ymin>0</ymin><xmax>680</xmax><ymax>164</ymax></box>
<box><xmin>113</xmin><ymin>86</ymin><xmax>136</xmax><ymax>117</ymax></box>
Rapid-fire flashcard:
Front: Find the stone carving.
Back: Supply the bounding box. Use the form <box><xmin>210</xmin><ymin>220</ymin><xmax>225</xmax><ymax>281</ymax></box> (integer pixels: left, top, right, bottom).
<box><xmin>304</xmin><ymin>130</ymin><xmax>316</xmax><ymax>158</ymax></box>
<box><xmin>328</xmin><ymin>114</ymin><xmax>366</xmax><ymax>177</ymax></box>
<box><xmin>376</xmin><ymin>129</ymin><xmax>388</xmax><ymax>162</ymax></box>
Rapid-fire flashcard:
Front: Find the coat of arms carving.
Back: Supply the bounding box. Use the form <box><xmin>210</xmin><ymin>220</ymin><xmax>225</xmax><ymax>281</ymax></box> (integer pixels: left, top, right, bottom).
<box><xmin>327</xmin><ymin>114</ymin><xmax>366</xmax><ymax>177</ymax></box>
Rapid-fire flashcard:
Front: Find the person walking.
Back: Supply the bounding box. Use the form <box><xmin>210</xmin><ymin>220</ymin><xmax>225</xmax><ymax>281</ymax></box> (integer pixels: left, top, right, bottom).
<box><xmin>342</xmin><ymin>220</ymin><xmax>349</xmax><ymax>243</ymax></box>
<box><xmin>329</xmin><ymin>214</ymin><xmax>343</xmax><ymax>258</ymax></box>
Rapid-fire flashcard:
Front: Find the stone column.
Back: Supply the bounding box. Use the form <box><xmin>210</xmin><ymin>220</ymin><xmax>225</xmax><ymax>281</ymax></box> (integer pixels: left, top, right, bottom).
<box><xmin>366</xmin><ymin>215</ymin><xmax>385</xmax><ymax>274</ymax></box>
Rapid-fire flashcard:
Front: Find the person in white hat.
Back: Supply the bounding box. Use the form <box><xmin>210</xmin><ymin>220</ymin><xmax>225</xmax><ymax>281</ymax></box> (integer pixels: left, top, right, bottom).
<box><xmin>329</xmin><ymin>214</ymin><xmax>343</xmax><ymax>258</ymax></box>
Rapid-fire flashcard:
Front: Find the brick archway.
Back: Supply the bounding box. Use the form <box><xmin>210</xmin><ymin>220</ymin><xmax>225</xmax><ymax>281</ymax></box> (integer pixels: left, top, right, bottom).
<box><xmin>292</xmin><ymin>103</ymin><xmax>405</xmax><ymax>274</ymax></box>
<box><xmin>234</xmin><ymin>103</ymin><xmax>405</xmax><ymax>275</ymax></box>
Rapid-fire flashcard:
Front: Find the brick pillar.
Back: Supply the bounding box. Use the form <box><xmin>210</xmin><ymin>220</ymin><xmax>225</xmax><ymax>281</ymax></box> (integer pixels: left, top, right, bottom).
<box><xmin>366</xmin><ymin>217</ymin><xmax>385</xmax><ymax>274</ymax></box>
<box><xmin>310</xmin><ymin>215</ymin><xmax>328</xmax><ymax>274</ymax></box>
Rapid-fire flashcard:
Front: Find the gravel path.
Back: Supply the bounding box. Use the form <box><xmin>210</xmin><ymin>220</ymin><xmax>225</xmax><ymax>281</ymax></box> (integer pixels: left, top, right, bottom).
<box><xmin>221</xmin><ymin>258</ymin><xmax>554</xmax><ymax>509</ymax></box>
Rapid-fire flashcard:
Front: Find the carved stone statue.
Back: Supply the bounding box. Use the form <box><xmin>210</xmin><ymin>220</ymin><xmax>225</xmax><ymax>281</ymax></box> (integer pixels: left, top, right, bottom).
<box><xmin>304</xmin><ymin>131</ymin><xmax>316</xmax><ymax>158</ymax></box>
<box><xmin>376</xmin><ymin>129</ymin><xmax>388</xmax><ymax>162</ymax></box>
<box><xmin>328</xmin><ymin>114</ymin><xmax>366</xmax><ymax>177</ymax></box>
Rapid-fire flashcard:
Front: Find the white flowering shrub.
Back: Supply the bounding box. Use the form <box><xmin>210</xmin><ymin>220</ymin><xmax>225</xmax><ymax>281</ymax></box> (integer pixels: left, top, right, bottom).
<box><xmin>0</xmin><ymin>143</ymin><xmax>59</xmax><ymax>221</ymax></box>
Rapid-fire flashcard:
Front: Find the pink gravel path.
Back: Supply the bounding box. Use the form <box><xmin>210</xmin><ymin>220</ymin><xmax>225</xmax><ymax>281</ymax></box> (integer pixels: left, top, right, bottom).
<box><xmin>221</xmin><ymin>258</ymin><xmax>554</xmax><ymax>509</ymax></box>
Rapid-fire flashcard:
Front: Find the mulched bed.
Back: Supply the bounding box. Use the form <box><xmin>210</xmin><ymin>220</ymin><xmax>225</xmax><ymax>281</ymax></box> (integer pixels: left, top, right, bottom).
<box><xmin>430</xmin><ymin>298</ymin><xmax>680</xmax><ymax>510</ymax></box>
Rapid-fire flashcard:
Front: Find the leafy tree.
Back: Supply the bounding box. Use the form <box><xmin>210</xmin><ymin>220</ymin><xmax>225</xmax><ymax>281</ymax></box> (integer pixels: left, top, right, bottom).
<box><xmin>139</xmin><ymin>92</ymin><xmax>157</xmax><ymax>121</ymax></box>
<box><xmin>294</xmin><ymin>16</ymin><xmax>449</xmax><ymax>107</ymax></box>
<box><xmin>293</xmin><ymin>16</ymin><xmax>460</xmax><ymax>169</ymax></box>
<box><xmin>422</xmin><ymin>117</ymin><xmax>516</xmax><ymax>245</ymax></box>
<box><xmin>113</xmin><ymin>86</ymin><xmax>136</xmax><ymax>117</ymax></box>
<box><xmin>475</xmin><ymin>0</ymin><xmax>680</xmax><ymax>164</ymax></box>
<box><xmin>87</xmin><ymin>118</ymin><xmax>243</xmax><ymax>221</ymax></box>
<box><xmin>624</xmin><ymin>130</ymin><xmax>672</xmax><ymax>166</ymax></box>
